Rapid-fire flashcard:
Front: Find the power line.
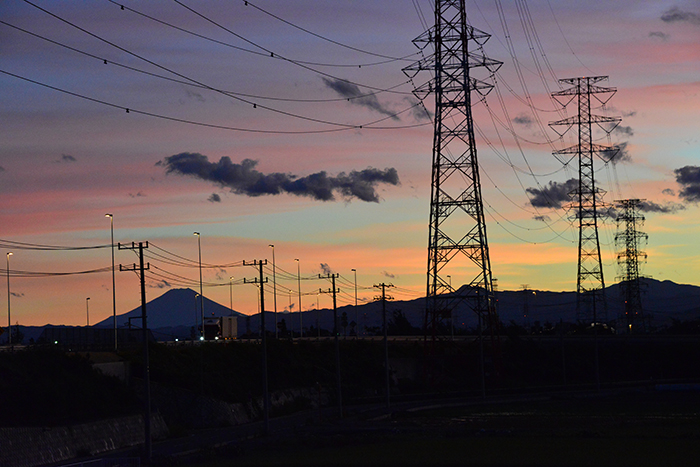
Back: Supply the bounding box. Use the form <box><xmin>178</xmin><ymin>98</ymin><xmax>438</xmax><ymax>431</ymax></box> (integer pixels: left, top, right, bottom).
<box><xmin>20</xmin><ymin>0</ymin><xmax>419</xmax><ymax>133</ymax></box>
<box><xmin>242</xmin><ymin>0</ymin><xmax>420</xmax><ymax>65</ymax></box>
<box><xmin>0</xmin><ymin>238</ymin><xmax>109</xmax><ymax>251</ymax></box>
<box><xmin>0</xmin><ymin>19</ymin><xmax>409</xmax><ymax>105</ymax></box>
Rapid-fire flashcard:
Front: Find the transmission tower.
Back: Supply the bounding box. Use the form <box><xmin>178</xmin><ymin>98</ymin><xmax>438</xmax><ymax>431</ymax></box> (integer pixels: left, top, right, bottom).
<box><xmin>403</xmin><ymin>0</ymin><xmax>501</xmax><ymax>340</ymax></box>
<box><xmin>614</xmin><ymin>199</ymin><xmax>648</xmax><ymax>333</ymax></box>
<box><xmin>549</xmin><ymin>77</ymin><xmax>621</xmax><ymax>324</ymax></box>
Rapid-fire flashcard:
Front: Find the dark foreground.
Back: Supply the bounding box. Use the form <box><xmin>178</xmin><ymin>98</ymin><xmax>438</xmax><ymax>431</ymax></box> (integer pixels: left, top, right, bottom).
<box><xmin>177</xmin><ymin>388</ymin><xmax>699</xmax><ymax>467</ymax></box>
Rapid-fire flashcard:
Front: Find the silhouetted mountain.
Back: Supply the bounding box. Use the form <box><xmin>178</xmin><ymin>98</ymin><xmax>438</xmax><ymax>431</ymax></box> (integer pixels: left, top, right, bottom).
<box><xmin>92</xmin><ymin>288</ymin><xmax>244</xmax><ymax>340</ymax></box>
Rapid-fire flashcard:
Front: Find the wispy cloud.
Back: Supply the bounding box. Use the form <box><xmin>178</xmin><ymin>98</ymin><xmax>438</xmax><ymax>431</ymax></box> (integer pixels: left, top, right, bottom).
<box><xmin>128</xmin><ymin>192</ymin><xmax>146</xmax><ymax>198</ymax></box>
<box><xmin>638</xmin><ymin>200</ymin><xmax>685</xmax><ymax>213</ymax></box>
<box><xmin>613</xmin><ymin>125</ymin><xmax>634</xmax><ymax>137</ymax></box>
<box><xmin>661</xmin><ymin>6</ymin><xmax>700</xmax><ymax>26</ymax></box>
<box><xmin>55</xmin><ymin>154</ymin><xmax>77</xmax><ymax>163</ymax></box>
<box><xmin>526</xmin><ymin>178</ymin><xmax>578</xmax><ymax>209</ymax></box>
<box><xmin>602</xmin><ymin>142</ymin><xmax>632</xmax><ymax>164</ymax></box>
<box><xmin>649</xmin><ymin>31</ymin><xmax>670</xmax><ymax>40</ymax></box>
<box><xmin>320</xmin><ymin>263</ymin><xmax>333</xmax><ymax>275</ymax></box>
<box><xmin>322</xmin><ymin>77</ymin><xmax>399</xmax><ymax>120</ymax></box>
<box><xmin>513</xmin><ymin>114</ymin><xmax>534</xmax><ymax>127</ymax></box>
<box><xmin>158</xmin><ymin>153</ymin><xmax>400</xmax><ymax>203</ymax></box>
<box><xmin>674</xmin><ymin>165</ymin><xmax>700</xmax><ymax>202</ymax></box>
<box><xmin>381</xmin><ymin>270</ymin><xmax>396</xmax><ymax>279</ymax></box>
<box><xmin>148</xmin><ymin>279</ymin><xmax>171</xmax><ymax>289</ymax></box>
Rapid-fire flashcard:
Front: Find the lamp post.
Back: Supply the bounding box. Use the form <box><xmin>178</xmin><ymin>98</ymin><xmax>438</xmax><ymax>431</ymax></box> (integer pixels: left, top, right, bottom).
<box><xmin>229</xmin><ymin>276</ymin><xmax>234</xmax><ymax>316</ymax></box>
<box><xmin>86</xmin><ymin>297</ymin><xmax>90</xmax><ymax>326</ymax></box>
<box><xmin>6</xmin><ymin>252</ymin><xmax>12</xmax><ymax>345</ymax></box>
<box><xmin>351</xmin><ymin>268</ymin><xmax>358</xmax><ymax>338</ymax></box>
<box><xmin>269</xmin><ymin>244</ymin><xmax>277</xmax><ymax>338</ymax></box>
<box><xmin>447</xmin><ymin>275</ymin><xmax>453</xmax><ymax>340</ymax></box>
<box><xmin>193</xmin><ymin>293</ymin><xmax>199</xmax><ymax>342</ymax></box>
<box><xmin>194</xmin><ymin>232</ymin><xmax>203</xmax><ymax>340</ymax></box>
<box><xmin>295</xmin><ymin>258</ymin><xmax>302</xmax><ymax>338</ymax></box>
<box><xmin>105</xmin><ymin>213</ymin><xmax>117</xmax><ymax>350</ymax></box>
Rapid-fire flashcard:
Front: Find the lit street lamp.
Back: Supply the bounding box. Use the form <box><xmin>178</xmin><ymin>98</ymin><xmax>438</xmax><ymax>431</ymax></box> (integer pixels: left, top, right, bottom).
<box><xmin>105</xmin><ymin>213</ymin><xmax>117</xmax><ymax>350</ymax></box>
<box><xmin>6</xmin><ymin>252</ymin><xmax>12</xmax><ymax>345</ymax></box>
<box><xmin>194</xmin><ymin>232</ymin><xmax>203</xmax><ymax>340</ymax></box>
<box><xmin>86</xmin><ymin>297</ymin><xmax>90</xmax><ymax>326</ymax></box>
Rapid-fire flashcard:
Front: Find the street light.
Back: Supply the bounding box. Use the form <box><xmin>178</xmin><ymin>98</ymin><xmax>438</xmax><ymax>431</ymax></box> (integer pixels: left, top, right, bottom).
<box><xmin>351</xmin><ymin>269</ymin><xmax>358</xmax><ymax>338</ymax></box>
<box><xmin>193</xmin><ymin>292</ymin><xmax>199</xmax><ymax>341</ymax></box>
<box><xmin>194</xmin><ymin>232</ymin><xmax>203</xmax><ymax>340</ymax></box>
<box><xmin>447</xmin><ymin>275</ymin><xmax>453</xmax><ymax>340</ymax></box>
<box><xmin>269</xmin><ymin>244</ymin><xmax>277</xmax><ymax>338</ymax></box>
<box><xmin>105</xmin><ymin>213</ymin><xmax>117</xmax><ymax>350</ymax></box>
<box><xmin>229</xmin><ymin>276</ymin><xmax>234</xmax><ymax>316</ymax></box>
<box><xmin>86</xmin><ymin>297</ymin><xmax>90</xmax><ymax>326</ymax></box>
<box><xmin>295</xmin><ymin>259</ymin><xmax>302</xmax><ymax>338</ymax></box>
<box><xmin>6</xmin><ymin>252</ymin><xmax>12</xmax><ymax>345</ymax></box>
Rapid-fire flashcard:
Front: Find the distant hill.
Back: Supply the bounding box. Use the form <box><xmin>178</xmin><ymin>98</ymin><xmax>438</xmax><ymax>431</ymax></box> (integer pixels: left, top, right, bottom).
<box><xmin>5</xmin><ymin>279</ymin><xmax>700</xmax><ymax>344</ymax></box>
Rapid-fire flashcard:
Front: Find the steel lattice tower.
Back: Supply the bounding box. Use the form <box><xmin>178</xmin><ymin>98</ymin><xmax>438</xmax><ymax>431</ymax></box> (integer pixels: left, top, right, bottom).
<box><xmin>403</xmin><ymin>0</ymin><xmax>501</xmax><ymax>339</ymax></box>
<box><xmin>614</xmin><ymin>199</ymin><xmax>648</xmax><ymax>333</ymax></box>
<box><xmin>549</xmin><ymin>76</ymin><xmax>620</xmax><ymax>324</ymax></box>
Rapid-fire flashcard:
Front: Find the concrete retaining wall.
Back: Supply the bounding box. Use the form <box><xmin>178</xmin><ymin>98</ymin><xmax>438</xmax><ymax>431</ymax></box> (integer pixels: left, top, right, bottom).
<box><xmin>0</xmin><ymin>414</ymin><xmax>168</xmax><ymax>467</ymax></box>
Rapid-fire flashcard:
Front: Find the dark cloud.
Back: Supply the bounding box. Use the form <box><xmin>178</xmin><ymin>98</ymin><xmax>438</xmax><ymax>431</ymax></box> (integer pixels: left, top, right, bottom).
<box><xmin>55</xmin><ymin>154</ymin><xmax>77</xmax><ymax>163</ymax></box>
<box><xmin>613</xmin><ymin>125</ymin><xmax>634</xmax><ymax>137</ymax></box>
<box><xmin>661</xmin><ymin>6</ymin><xmax>700</xmax><ymax>25</ymax></box>
<box><xmin>381</xmin><ymin>270</ymin><xmax>396</xmax><ymax>279</ymax></box>
<box><xmin>0</xmin><ymin>166</ymin><xmax>5</xmax><ymax>172</ymax></box>
<box><xmin>533</xmin><ymin>215</ymin><xmax>550</xmax><ymax>222</ymax></box>
<box><xmin>662</xmin><ymin>188</ymin><xmax>676</xmax><ymax>196</ymax></box>
<box><xmin>513</xmin><ymin>114</ymin><xmax>534</xmax><ymax>127</ymax></box>
<box><xmin>322</xmin><ymin>77</ymin><xmax>399</xmax><ymax>120</ymax></box>
<box><xmin>649</xmin><ymin>31</ymin><xmax>670</xmax><ymax>40</ymax></box>
<box><xmin>158</xmin><ymin>153</ymin><xmax>400</xmax><ymax>203</ymax></box>
<box><xmin>622</xmin><ymin>110</ymin><xmax>637</xmax><ymax>118</ymax></box>
<box><xmin>601</xmin><ymin>142</ymin><xmax>632</xmax><ymax>164</ymax></box>
<box><xmin>405</xmin><ymin>97</ymin><xmax>432</xmax><ymax>122</ymax></box>
<box><xmin>674</xmin><ymin>165</ymin><xmax>700</xmax><ymax>202</ymax></box>
<box><xmin>185</xmin><ymin>89</ymin><xmax>206</xmax><ymax>102</ymax></box>
<box><xmin>10</xmin><ymin>291</ymin><xmax>24</xmax><ymax>298</ymax></box>
<box><xmin>214</xmin><ymin>268</ymin><xmax>228</xmax><ymax>281</ymax></box>
<box><xmin>128</xmin><ymin>191</ymin><xmax>146</xmax><ymax>198</ymax></box>
<box><xmin>208</xmin><ymin>193</ymin><xmax>221</xmax><ymax>203</ymax></box>
<box><xmin>638</xmin><ymin>200</ymin><xmax>685</xmax><ymax>213</ymax></box>
<box><xmin>320</xmin><ymin>263</ymin><xmax>333</xmax><ymax>275</ymax></box>
<box><xmin>526</xmin><ymin>178</ymin><xmax>578</xmax><ymax>209</ymax></box>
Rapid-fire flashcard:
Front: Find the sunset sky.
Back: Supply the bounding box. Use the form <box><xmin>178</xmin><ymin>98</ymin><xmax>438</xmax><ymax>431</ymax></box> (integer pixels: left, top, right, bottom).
<box><xmin>1</xmin><ymin>0</ymin><xmax>699</xmax><ymax>327</ymax></box>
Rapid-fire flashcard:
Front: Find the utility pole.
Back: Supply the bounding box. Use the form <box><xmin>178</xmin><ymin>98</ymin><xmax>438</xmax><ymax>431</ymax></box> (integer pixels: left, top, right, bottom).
<box><xmin>244</xmin><ymin>259</ymin><xmax>269</xmax><ymax>434</ymax></box>
<box><xmin>119</xmin><ymin>241</ymin><xmax>151</xmax><ymax>463</ymax></box>
<box><xmin>295</xmin><ymin>258</ymin><xmax>302</xmax><ymax>338</ymax></box>
<box><xmin>374</xmin><ymin>283</ymin><xmax>394</xmax><ymax>409</ymax></box>
<box><xmin>403</xmin><ymin>0</ymin><xmax>501</xmax><ymax>345</ymax></box>
<box><xmin>320</xmin><ymin>273</ymin><xmax>341</xmax><ymax>418</ymax></box>
<box><xmin>615</xmin><ymin>199</ymin><xmax>648</xmax><ymax>333</ymax></box>
<box><xmin>550</xmin><ymin>76</ymin><xmax>621</xmax><ymax>325</ymax></box>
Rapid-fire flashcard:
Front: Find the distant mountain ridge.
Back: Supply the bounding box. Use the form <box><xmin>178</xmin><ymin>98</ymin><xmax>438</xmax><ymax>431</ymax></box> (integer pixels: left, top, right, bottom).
<box><xmin>5</xmin><ymin>279</ymin><xmax>700</xmax><ymax>344</ymax></box>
